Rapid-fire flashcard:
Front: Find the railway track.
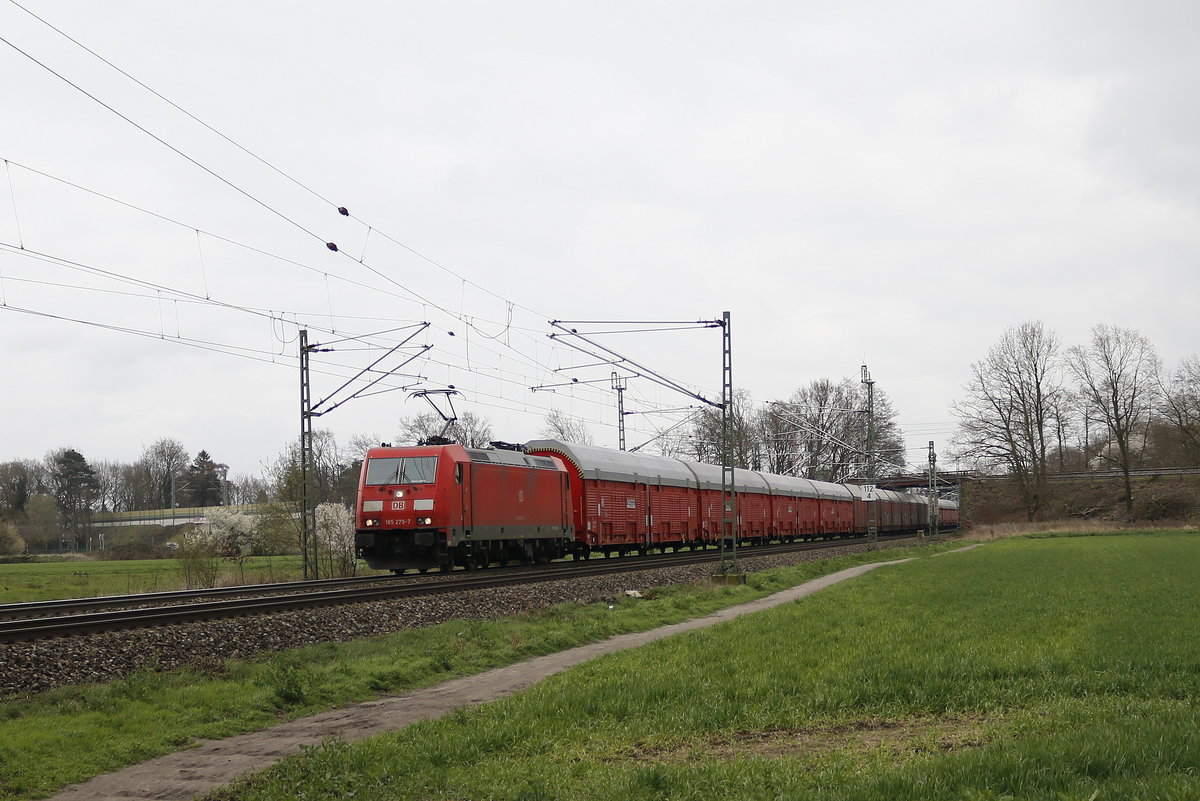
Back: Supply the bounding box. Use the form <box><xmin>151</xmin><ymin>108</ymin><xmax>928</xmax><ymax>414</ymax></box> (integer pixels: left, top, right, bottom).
<box><xmin>0</xmin><ymin>572</ymin><xmax>413</xmax><ymax>621</ymax></box>
<box><xmin>0</xmin><ymin>535</ymin><xmax>914</xmax><ymax>643</ymax></box>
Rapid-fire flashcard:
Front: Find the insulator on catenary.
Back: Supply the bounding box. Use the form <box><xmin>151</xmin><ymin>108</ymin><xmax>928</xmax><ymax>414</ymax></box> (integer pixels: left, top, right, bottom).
<box><xmin>337</xmin><ymin>207</ymin><xmax>349</xmax><ymax>216</ymax></box>
<box><xmin>326</xmin><ymin>242</ymin><xmax>339</xmax><ymax>252</ymax></box>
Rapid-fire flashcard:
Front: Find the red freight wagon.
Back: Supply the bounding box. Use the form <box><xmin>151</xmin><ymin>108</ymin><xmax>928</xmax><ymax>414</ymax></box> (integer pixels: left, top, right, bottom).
<box><xmin>524</xmin><ymin>439</ymin><xmax>703</xmax><ymax>555</ymax></box>
<box><xmin>939</xmin><ymin>497</ymin><xmax>960</xmax><ymax>529</ymax></box>
<box><xmin>847</xmin><ymin>484</ymin><xmax>931</xmax><ymax>534</ymax></box>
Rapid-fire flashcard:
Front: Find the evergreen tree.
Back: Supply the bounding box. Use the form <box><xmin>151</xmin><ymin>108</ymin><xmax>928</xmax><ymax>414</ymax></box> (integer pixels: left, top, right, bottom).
<box><xmin>184</xmin><ymin>450</ymin><xmax>228</xmax><ymax>507</ymax></box>
<box><xmin>49</xmin><ymin>449</ymin><xmax>99</xmax><ymax>550</ymax></box>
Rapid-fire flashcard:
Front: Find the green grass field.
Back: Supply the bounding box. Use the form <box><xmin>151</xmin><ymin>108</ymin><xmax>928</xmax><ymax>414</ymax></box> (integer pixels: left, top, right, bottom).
<box><xmin>0</xmin><ymin>555</ymin><xmax>328</xmax><ymax>603</ymax></box>
<box><xmin>206</xmin><ymin>532</ymin><xmax>1200</xmax><ymax>801</ymax></box>
<box><xmin>3</xmin><ymin>533</ymin><xmax>1197</xmax><ymax>800</ymax></box>
<box><xmin>0</xmin><ymin>542</ymin><xmax>963</xmax><ymax>800</ymax></box>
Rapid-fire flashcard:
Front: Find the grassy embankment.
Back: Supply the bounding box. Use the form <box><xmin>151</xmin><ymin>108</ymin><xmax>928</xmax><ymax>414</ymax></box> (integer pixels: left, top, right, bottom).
<box><xmin>0</xmin><ymin>540</ymin><xmax>964</xmax><ymax>800</ymax></box>
<box><xmin>205</xmin><ymin>531</ymin><xmax>1200</xmax><ymax>801</ymax></box>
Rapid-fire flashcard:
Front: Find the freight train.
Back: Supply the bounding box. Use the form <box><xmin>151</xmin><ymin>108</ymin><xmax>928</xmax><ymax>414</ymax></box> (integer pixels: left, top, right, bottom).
<box><xmin>354</xmin><ymin>439</ymin><xmax>958</xmax><ymax>573</ymax></box>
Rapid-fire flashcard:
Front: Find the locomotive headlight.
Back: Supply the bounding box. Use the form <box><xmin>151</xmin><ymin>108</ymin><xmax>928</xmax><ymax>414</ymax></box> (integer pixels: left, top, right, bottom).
<box><xmin>419</xmin><ymin>517</ymin><xmax>433</xmax><ymax>525</ymax></box>
<box><xmin>365</xmin><ymin>518</ymin><xmax>378</xmax><ymax>527</ymax></box>
<box><xmin>394</xmin><ymin>490</ymin><xmax>405</xmax><ymax>498</ymax></box>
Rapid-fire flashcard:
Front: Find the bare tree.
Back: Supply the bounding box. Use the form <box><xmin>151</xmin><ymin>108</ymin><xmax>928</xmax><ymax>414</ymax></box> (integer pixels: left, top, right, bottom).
<box><xmin>260</xmin><ymin>429</ymin><xmax>350</xmax><ymax>566</ymax></box>
<box><xmin>315</xmin><ymin>503</ymin><xmax>358</xmax><ymax>577</ymax></box>
<box><xmin>115</xmin><ymin>460</ymin><xmax>156</xmax><ymax>511</ymax></box>
<box><xmin>539</xmin><ymin>409</ymin><xmax>594</xmax><ymax>445</ymax></box>
<box><xmin>450</xmin><ymin>411</ymin><xmax>495</xmax><ymax>448</ymax></box>
<box><xmin>226</xmin><ymin>473</ymin><xmax>270</xmax><ymax>505</ymax></box>
<box><xmin>397</xmin><ymin>411</ymin><xmax>493</xmax><ymax>448</ymax></box>
<box><xmin>952</xmin><ymin>321</ymin><xmax>1064</xmax><ymax>519</ymax></box>
<box><xmin>346</xmin><ymin>433</ymin><xmax>384</xmax><ymax>459</ymax></box>
<box><xmin>756</xmin><ymin>403</ymin><xmax>799</xmax><ymax>475</ymax></box>
<box><xmin>142</xmin><ymin>438</ymin><xmax>190</xmax><ymax>509</ymax></box>
<box><xmin>631</xmin><ymin>411</ymin><xmax>699</xmax><ymax>458</ymax></box>
<box><xmin>689</xmin><ymin>390</ymin><xmax>761</xmax><ymax>469</ymax></box>
<box><xmin>767</xmin><ymin>378</ymin><xmax>905</xmax><ymax>482</ymax></box>
<box><xmin>1158</xmin><ymin>355</ymin><xmax>1200</xmax><ymax>464</ymax></box>
<box><xmin>1067</xmin><ymin>324</ymin><xmax>1161</xmax><ymax>515</ymax></box>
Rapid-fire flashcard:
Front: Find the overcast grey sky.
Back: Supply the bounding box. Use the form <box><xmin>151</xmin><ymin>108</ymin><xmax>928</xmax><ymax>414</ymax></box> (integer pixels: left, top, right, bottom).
<box><xmin>1</xmin><ymin>0</ymin><xmax>1197</xmax><ymax>479</ymax></box>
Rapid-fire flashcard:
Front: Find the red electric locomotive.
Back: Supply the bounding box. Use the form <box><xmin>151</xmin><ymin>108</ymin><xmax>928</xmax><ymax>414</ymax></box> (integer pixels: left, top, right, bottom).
<box><xmin>354</xmin><ymin>443</ymin><xmax>573</xmax><ymax>572</ymax></box>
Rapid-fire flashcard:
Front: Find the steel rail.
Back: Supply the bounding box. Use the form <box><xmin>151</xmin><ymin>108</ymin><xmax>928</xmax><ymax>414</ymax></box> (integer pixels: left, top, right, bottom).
<box><xmin>0</xmin><ymin>534</ymin><xmax>917</xmax><ymax>643</ymax></box>
<box><xmin>0</xmin><ymin>572</ymin><xmax>411</xmax><ymax>620</ymax></box>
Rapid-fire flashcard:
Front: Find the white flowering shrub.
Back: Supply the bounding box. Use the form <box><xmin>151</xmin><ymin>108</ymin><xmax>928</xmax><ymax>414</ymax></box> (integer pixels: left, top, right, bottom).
<box><xmin>205</xmin><ymin>507</ymin><xmax>259</xmax><ymax>554</ymax></box>
<box><xmin>177</xmin><ymin>507</ymin><xmax>260</xmax><ymax>588</ymax></box>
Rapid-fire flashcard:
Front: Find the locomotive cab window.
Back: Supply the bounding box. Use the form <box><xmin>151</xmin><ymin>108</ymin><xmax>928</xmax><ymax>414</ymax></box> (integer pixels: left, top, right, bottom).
<box><xmin>365</xmin><ymin>456</ymin><xmax>438</xmax><ymax>486</ymax></box>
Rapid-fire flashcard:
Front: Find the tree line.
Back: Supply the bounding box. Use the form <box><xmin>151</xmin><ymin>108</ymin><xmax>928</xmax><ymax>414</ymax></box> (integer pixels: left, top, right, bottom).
<box><xmin>0</xmin><ymin>434</ymin><xmax>367</xmax><ymax>554</ymax></box>
<box><xmin>952</xmin><ymin>321</ymin><xmax>1199</xmax><ymax>519</ymax></box>
<box><xmin>1</xmin><ymin>370</ymin><xmax>906</xmax><ymax>556</ymax></box>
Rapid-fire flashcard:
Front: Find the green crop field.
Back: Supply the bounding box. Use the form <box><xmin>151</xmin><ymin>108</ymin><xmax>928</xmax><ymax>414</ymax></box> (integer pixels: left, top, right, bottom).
<box><xmin>210</xmin><ymin>532</ymin><xmax>1200</xmax><ymax>801</ymax></box>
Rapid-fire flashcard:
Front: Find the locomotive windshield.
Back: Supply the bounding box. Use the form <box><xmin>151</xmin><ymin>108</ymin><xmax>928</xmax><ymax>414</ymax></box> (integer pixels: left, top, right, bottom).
<box><xmin>365</xmin><ymin>456</ymin><xmax>438</xmax><ymax>486</ymax></box>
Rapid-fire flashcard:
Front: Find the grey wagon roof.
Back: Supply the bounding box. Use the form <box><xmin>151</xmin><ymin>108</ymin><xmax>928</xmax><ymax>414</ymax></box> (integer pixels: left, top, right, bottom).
<box><xmin>523</xmin><ymin>440</ymin><xmax>696</xmax><ymax>487</ymax></box>
<box><xmin>524</xmin><ymin>440</ymin><xmax>850</xmax><ymax>498</ymax></box>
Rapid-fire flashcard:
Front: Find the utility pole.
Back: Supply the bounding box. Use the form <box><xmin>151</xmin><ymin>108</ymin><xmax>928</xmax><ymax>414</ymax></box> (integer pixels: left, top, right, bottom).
<box><xmin>928</xmin><ymin>440</ymin><xmax>939</xmax><ymax>540</ymax></box>
<box><xmin>612</xmin><ymin>372</ymin><xmax>628</xmax><ymax>451</ymax></box>
<box><xmin>861</xmin><ymin>364</ymin><xmax>877</xmax><ymax>550</ymax></box>
<box><xmin>298</xmin><ymin>324</ymin><xmax>429</xmax><ymax>581</ymax></box>
<box><xmin>542</xmin><ymin>314</ymin><xmax>738</xmax><ymax>578</ymax></box>
<box><xmin>719</xmin><ymin>311</ymin><xmax>738</xmax><ymax>574</ymax></box>
<box><xmin>299</xmin><ymin>330</ymin><xmax>324</xmax><ymax>580</ymax></box>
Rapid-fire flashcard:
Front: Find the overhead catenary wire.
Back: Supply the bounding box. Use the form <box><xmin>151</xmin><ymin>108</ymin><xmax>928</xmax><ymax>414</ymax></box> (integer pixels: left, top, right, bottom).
<box><xmin>0</xmin><ymin>33</ymin><xmax>333</xmax><ymax>251</ymax></box>
<box><xmin>0</xmin><ymin>162</ymin><xmax>581</xmax><ymax>390</ymax></box>
<box><xmin>0</xmin><ymin>238</ymin><xmax>660</xmax><ymax>425</ymax></box>
<box><xmin>0</xmin><ymin>12</ymin><xmax>737</xmax><ymax>449</ymax></box>
<box><xmin>12</xmin><ymin>0</ymin><xmax>549</xmax><ymax>319</ymax></box>
<box><xmin>0</xmin><ymin>156</ymin><xmax>598</xmax><ymax>397</ymax></box>
<box><xmin>0</xmin><ymin>9</ymin><xmax>554</xmax><ymax>343</ymax></box>
<box><xmin>1</xmin><ymin>9</ymin><xmax>712</xmax><ymax>413</ymax></box>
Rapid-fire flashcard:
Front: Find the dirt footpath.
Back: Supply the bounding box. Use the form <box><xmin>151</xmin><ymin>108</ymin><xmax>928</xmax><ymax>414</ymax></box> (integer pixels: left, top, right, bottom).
<box><xmin>46</xmin><ymin>557</ymin><xmax>921</xmax><ymax>801</ymax></box>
